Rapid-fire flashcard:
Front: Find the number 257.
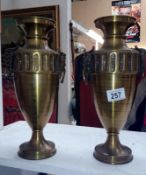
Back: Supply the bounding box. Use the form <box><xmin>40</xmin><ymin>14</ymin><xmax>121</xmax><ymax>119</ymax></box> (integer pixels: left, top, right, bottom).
<box><xmin>111</xmin><ymin>92</ymin><xmax>121</xmax><ymax>99</ymax></box>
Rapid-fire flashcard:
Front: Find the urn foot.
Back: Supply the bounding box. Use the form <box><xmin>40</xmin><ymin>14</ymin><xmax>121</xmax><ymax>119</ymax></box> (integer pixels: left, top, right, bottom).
<box><xmin>18</xmin><ymin>140</ymin><xmax>56</xmax><ymax>160</ymax></box>
<box><xmin>93</xmin><ymin>133</ymin><xmax>133</xmax><ymax>164</ymax></box>
<box><xmin>18</xmin><ymin>130</ymin><xmax>56</xmax><ymax>160</ymax></box>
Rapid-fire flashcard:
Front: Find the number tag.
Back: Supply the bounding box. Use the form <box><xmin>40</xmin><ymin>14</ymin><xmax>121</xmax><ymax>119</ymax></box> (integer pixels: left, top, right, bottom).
<box><xmin>106</xmin><ymin>88</ymin><xmax>126</xmax><ymax>102</ymax></box>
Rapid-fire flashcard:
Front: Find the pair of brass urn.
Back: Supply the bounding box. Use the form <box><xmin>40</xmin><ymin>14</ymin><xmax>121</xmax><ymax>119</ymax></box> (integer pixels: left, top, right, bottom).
<box><xmin>13</xmin><ymin>15</ymin><xmax>139</xmax><ymax>164</ymax></box>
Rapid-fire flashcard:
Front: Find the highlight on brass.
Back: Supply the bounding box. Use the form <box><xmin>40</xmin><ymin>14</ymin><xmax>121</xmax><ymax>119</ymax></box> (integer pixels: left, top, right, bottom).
<box><xmin>14</xmin><ymin>16</ymin><xmax>65</xmax><ymax>160</ymax></box>
<box><xmin>83</xmin><ymin>15</ymin><xmax>139</xmax><ymax>164</ymax></box>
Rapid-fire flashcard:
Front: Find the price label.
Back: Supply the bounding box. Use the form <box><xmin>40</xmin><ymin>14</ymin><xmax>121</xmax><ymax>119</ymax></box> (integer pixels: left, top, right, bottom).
<box><xmin>106</xmin><ymin>88</ymin><xmax>126</xmax><ymax>102</ymax></box>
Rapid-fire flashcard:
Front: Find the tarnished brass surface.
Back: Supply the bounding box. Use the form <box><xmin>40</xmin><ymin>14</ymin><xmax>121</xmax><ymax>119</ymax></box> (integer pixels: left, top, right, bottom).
<box><xmin>14</xmin><ymin>16</ymin><xmax>65</xmax><ymax>160</ymax></box>
<box><xmin>94</xmin><ymin>133</ymin><xmax>133</xmax><ymax>164</ymax></box>
<box><xmin>90</xmin><ymin>16</ymin><xmax>139</xmax><ymax>164</ymax></box>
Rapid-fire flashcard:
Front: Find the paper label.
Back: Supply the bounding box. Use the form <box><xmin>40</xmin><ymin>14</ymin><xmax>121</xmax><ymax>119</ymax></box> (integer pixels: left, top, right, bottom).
<box><xmin>106</xmin><ymin>88</ymin><xmax>126</xmax><ymax>102</ymax></box>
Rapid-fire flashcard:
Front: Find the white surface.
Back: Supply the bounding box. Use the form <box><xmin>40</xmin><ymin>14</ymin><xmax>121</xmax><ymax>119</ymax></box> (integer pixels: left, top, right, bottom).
<box><xmin>1</xmin><ymin>0</ymin><xmax>72</xmax><ymax>124</ymax></box>
<box><xmin>0</xmin><ymin>121</ymin><xmax>146</xmax><ymax>175</ymax></box>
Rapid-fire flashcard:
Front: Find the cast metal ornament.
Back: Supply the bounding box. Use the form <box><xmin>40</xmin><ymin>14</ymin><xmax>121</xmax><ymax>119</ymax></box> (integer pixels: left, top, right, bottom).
<box><xmin>83</xmin><ymin>16</ymin><xmax>139</xmax><ymax>164</ymax></box>
<box><xmin>14</xmin><ymin>16</ymin><xmax>65</xmax><ymax>160</ymax></box>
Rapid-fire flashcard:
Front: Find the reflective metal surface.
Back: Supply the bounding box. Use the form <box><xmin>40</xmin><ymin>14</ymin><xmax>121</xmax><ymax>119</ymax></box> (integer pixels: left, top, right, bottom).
<box><xmin>14</xmin><ymin>16</ymin><xmax>65</xmax><ymax>160</ymax></box>
<box><xmin>84</xmin><ymin>16</ymin><xmax>139</xmax><ymax>164</ymax></box>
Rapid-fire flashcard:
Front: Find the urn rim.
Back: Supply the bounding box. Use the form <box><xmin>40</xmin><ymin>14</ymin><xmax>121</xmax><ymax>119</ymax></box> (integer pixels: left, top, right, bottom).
<box><xmin>18</xmin><ymin>16</ymin><xmax>55</xmax><ymax>26</ymax></box>
<box><xmin>94</xmin><ymin>15</ymin><xmax>136</xmax><ymax>27</ymax></box>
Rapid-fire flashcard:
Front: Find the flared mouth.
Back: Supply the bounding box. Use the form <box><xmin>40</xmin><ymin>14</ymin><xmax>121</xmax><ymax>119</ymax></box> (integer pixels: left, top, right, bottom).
<box><xmin>94</xmin><ymin>15</ymin><xmax>136</xmax><ymax>28</ymax></box>
<box><xmin>94</xmin><ymin>15</ymin><xmax>137</xmax><ymax>36</ymax></box>
<box><xmin>18</xmin><ymin>16</ymin><xmax>55</xmax><ymax>26</ymax></box>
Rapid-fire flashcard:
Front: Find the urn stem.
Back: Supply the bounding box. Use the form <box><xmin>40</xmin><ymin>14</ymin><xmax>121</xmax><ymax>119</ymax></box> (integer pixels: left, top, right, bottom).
<box><xmin>30</xmin><ymin>130</ymin><xmax>45</xmax><ymax>146</ymax></box>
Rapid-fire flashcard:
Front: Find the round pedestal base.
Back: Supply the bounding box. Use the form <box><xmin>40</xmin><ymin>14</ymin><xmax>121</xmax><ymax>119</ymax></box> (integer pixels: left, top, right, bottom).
<box><xmin>18</xmin><ymin>140</ymin><xmax>56</xmax><ymax>160</ymax></box>
<box><xmin>93</xmin><ymin>144</ymin><xmax>133</xmax><ymax>164</ymax></box>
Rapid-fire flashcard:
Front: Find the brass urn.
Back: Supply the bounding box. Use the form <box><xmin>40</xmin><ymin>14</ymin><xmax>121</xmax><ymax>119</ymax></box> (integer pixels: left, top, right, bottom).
<box><xmin>84</xmin><ymin>16</ymin><xmax>139</xmax><ymax>164</ymax></box>
<box><xmin>14</xmin><ymin>16</ymin><xmax>65</xmax><ymax>160</ymax></box>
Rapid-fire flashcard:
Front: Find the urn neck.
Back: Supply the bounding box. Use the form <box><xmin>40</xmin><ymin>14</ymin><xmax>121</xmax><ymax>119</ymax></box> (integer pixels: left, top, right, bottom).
<box><xmin>102</xmin><ymin>36</ymin><xmax>127</xmax><ymax>49</ymax></box>
<box><xmin>18</xmin><ymin>16</ymin><xmax>54</xmax><ymax>49</ymax></box>
<box><xmin>25</xmin><ymin>38</ymin><xmax>49</xmax><ymax>49</ymax></box>
<box><xmin>94</xmin><ymin>15</ymin><xmax>136</xmax><ymax>49</ymax></box>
